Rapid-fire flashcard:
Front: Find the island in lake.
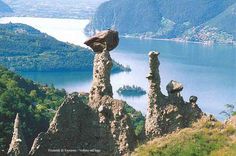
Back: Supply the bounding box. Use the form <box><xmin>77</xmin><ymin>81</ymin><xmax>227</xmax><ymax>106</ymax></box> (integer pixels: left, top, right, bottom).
<box><xmin>117</xmin><ymin>85</ymin><xmax>147</xmax><ymax>97</ymax></box>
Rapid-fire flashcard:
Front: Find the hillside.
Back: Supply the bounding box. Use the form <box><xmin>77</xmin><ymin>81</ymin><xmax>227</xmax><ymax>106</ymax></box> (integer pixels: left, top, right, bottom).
<box><xmin>86</xmin><ymin>0</ymin><xmax>236</xmax><ymax>44</ymax></box>
<box><xmin>207</xmin><ymin>2</ymin><xmax>236</xmax><ymax>38</ymax></box>
<box><xmin>0</xmin><ymin>0</ymin><xmax>12</xmax><ymax>13</ymax></box>
<box><xmin>0</xmin><ymin>65</ymin><xmax>143</xmax><ymax>154</ymax></box>
<box><xmin>0</xmin><ymin>65</ymin><xmax>66</xmax><ymax>153</ymax></box>
<box><xmin>0</xmin><ymin>23</ymin><xmax>129</xmax><ymax>72</ymax></box>
<box><xmin>132</xmin><ymin>116</ymin><xmax>236</xmax><ymax>156</ymax></box>
<box><xmin>182</xmin><ymin>2</ymin><xmax>236</xmax><ymax>44</ymax></box>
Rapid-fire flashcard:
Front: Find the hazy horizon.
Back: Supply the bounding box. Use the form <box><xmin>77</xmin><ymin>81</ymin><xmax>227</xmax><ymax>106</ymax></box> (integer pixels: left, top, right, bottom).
<box><xmin>2</xmin><ymin>0</ymin><xmax>108</xmax><ymax>19</ymax></box>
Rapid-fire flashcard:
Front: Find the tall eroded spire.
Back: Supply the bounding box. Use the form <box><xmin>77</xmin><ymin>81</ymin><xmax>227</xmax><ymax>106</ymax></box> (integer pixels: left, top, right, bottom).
<box><xmin>145</xmin><ymin>51</ymin><xmax>165</xmax><ymax>138</ymax></box>
<box><xmin>7</xmin><ymin>113</ymin><xmax>28</xmax><ymax>156</ymax></box>
<box><xmin>84</xmin><ymin>30</ymin><xmax>119</xmax><ymax>106</ymax></box>
<box><xmin>145</xmin><ymin>51</ymin><xmax>203</xmax><ymax>139</ymax></box>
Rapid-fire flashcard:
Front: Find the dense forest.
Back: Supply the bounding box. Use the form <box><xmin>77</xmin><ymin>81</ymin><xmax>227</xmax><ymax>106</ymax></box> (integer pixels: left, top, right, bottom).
<box><xmin>0</xmin><ymin>65</ymin><xmax>66</xmax><ymax>152</ymax></box>
<box><xmin>0</xmin><ymin>23</ymin><xmax>130</xmax><ymax>72</ymax></box>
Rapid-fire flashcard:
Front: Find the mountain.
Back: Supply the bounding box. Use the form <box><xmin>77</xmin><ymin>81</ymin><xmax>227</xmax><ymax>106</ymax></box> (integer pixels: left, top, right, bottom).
<box><xmin>3</xmin><ymin>0</ymin><xmax>106</xmax><ymax>19</ymax></box>
<box><xmin>0</xmin><ymin>23</ymin><xmax>129</xmax><ymax>72</ymax></box>
<box><xmin>0</xmin><ymin>0</ymin><xmax>12</xmax><ymax>13</ymax></box>
<box><xmin>86</xmin><ymin>0</ymin><xmax>236</xmax><ymax>44</ymax></box>
<box><xmin>182</xmin><ymin>2</ymin><xmax>236</xmax><ymax>44</ymax></box>
<box><xmin>206</xmin><ymin>2</ymin><xmax>236</xmax><ymax>38</ymax></box>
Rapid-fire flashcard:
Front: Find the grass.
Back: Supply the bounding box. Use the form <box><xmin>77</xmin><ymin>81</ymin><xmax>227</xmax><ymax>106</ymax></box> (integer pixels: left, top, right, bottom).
<box><xmin>132</xmin><ymin>117</ymin><xmax>236</xmax><ymax>156</ymax></box>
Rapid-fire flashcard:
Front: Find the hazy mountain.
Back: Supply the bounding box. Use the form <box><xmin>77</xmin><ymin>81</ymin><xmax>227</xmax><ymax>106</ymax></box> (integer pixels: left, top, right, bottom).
<box><xmin>3</xmin><ymin>0</ymin><xmax>107</xmax><ymax>19</ymax></box>
<box><xmin>86</xmin><ymin>0</ymin><xmax>236</xmax><ymax>44</ymax></box>
<box><xmin>206</xmin><ymin>2</ymin><xmax>236</xmax><ymax>37</ymax></box>
<box><xmin>181</xmin><ymin>2</ymin><xmax>236</xmax><ymax>44</ymax></box>
<box><xmin>0</xmin><ymin>0</ymin><xmax>12</xmax><ymax>13</ymax></box>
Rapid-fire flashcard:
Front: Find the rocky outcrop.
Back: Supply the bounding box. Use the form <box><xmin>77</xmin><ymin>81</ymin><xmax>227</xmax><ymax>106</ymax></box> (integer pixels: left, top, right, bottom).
<box><xmin>145</xmin><ymin>52</ymin><xmax>165</xmax><ymax>137</ymax></box>
<box><xmin>29</xmin><ymin>93</ymin><xmax>114</xmax><ymax>156</ymax></box>
<box><xmin>29</xmin><ymin>94</ymin><xmax>136</xmax><ymax>156</ymax></box>
<box><xmin>166</xmin><ymin>80</ymin><xmax>183</xmax><ymax>97</ymax></box>
<box><xmin>95</xmin><ymin>96</ymin><xmax>136</xmax><ymax>155</ymax></box>
<box><xmin>84</xmin><ymin>29</ymin><xmax>119</xmax><ymax>53</ymax></box>
<box><xmin>29</xmin><ymin>30</ymin><xmax>136</xmax><ymax>156</ymax></box>
<box><xmin>84</xmin><ymin>30</ymin><xmax>119</xmax><ymax>105</ymax></box>
<box><xmin>145</xmin><ymin>51</ymin><xmax>203</xmax><ymax>139</ymax></box>
<box><xmin>226</xmin><ymin>116</ymin><xmax>236</xmax><ymax>128</ymax></box>
<box><xmin>28</xmin><ymin>31</ymin><xmax>204</xmax><ymax>155</ymax></box>
<box><xmin>88</xmin><ymin>50</ymin><xmax>113</xmax><ymax>104</ymax></box>
<box><xmin>85</xmin><ymin>30</ymin><xmax>136</xmax><ymax>155</ymax></box>
<box><xmin>7</xmin><ymin>113</ymin><xmax>28</xmax><ymax>156</ymax></box>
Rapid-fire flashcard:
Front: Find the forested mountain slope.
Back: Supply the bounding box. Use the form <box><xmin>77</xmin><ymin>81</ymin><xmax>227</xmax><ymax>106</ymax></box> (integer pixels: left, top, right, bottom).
<box><xmin>86</xmin><ymin>0</ymin><xmax>236</xmax><ymax>44</ymax></box>
<box><xmin>0</xmin><ymin>65</ymin><xmax>66</xmax><ymax>152</ymax></box>
<box><xmin>182</xmin><ymin>2</ymin><xmax>236</xmax><ymax>44</ymax></box>
<box><xmin>0</xmin><ymin>23</ymin><xmax>129</xmax><ymax>72</ymax></box>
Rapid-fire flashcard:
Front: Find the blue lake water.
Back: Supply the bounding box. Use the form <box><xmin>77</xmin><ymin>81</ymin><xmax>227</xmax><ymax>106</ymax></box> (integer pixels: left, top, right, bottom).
<box><xmin>1</xmin><ymin>17</ymin><xmax>236</xmax><ymax>119</ymax></box>
<box><xmin>21</xmin><ymin>38</ymin><xmax>236</xmax><ymax>120</ymax></box>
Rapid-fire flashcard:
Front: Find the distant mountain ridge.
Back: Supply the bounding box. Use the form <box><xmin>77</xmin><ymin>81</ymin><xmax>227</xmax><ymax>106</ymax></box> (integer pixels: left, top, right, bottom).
<box><xmin>2</xmin><ymin>0</ymin><xmax>106</xmax><ymax>19</ymax></box>
<box><xmin>0</xmin><ymin>0</ymin><xmax>12</xmax><ymax>13</ymax></box>
<box><xmin>86</xmin><ymin>0</ymin><xmax>236</xmax><ymax>44</ymax></box>
<box><xmin>206</xmin><ymin>2</ymin><xmax>236</xmax><ymax>38</ymax></box>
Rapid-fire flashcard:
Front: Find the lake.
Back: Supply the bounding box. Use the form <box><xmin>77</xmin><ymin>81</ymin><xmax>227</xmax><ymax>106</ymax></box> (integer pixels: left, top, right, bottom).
<box><xmin>1</xmin><ymin>17</ymin><xmax>236</xmax><ymax>119</ymax></box>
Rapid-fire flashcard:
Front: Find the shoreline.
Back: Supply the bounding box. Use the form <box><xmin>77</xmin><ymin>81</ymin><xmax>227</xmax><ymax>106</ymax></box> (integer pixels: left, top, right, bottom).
<box><xmin>121</xmin><ymin>35</ymin><xmax>236</xmax><ymax>47</ymax></box>
<box><xmin>1</xmin><ymin>16</ymin><xmax>235</xmax><ymax>47</ymax></box>
<box><xmin>0</xmin><ymin>16</ymin><xmax>90</xmax><ymax>47</ymax></box>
